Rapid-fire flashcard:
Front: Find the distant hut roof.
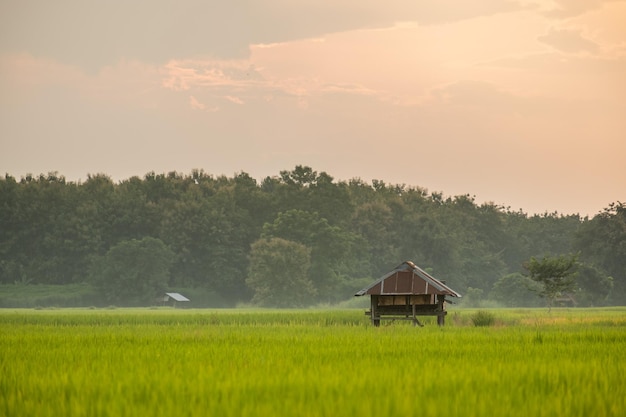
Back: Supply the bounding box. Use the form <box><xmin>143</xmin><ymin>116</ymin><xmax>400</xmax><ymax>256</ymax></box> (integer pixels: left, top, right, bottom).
<box><xmin>355</xmin><ymin>261</ymin><xmax>462</xmax><ymax>298</ymax></box>
<box><xmin>165</xmin><ymin>292</ymin><xmax>190</xmax><ymax>302</ymax></box>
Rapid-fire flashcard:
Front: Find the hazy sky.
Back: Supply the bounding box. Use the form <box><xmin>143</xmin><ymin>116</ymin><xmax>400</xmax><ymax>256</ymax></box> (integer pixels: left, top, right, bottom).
<box><xmin>1</xmin><ymin>0</ymin><xmax>624</xmax><ymax>216</ymax></box>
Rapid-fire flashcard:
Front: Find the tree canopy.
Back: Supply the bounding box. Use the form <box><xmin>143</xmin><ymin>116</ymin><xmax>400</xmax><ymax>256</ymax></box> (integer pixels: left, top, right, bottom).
<box><xmin>524</xmin><ymin>254</ymin><xmax>579</xmax><ymax>310</ymax></box>
<box><xmin>246</xmin><ymin>238</ymin><xmax>315</xmax><ymax>307</ymax></box>
<box><xmin>90</xmin><ymin>237</ymin><xmax>174</xmax><ymax>305</ymax></box>
<box><xmin>1</xmin><ymin>168</ymin><xmax>622</xmax><ymax>307</ymax></box>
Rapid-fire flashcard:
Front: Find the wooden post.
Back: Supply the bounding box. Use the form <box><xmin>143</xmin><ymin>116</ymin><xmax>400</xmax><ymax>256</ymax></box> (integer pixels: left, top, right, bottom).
<box><xmin>436</xmin><ymin>294</ymin><xmax>446</xmax><ymax>326</ymax></box>
<box><xmin>371</xmin><ymin>295</ymin><xmax>380</xmax><ymax>327</ymax></box>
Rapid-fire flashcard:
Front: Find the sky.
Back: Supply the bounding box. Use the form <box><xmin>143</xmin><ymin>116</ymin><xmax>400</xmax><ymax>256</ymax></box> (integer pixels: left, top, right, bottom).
<box><xmin>1</xmin><ymin>0</ymin><xmax>624</xmax><ymax>217</ymax></box>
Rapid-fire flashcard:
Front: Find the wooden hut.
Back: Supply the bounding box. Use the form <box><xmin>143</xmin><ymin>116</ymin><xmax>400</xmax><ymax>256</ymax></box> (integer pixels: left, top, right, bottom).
<box><xmin>355</xmin><ymin>261</ymin><xmax>461</xmax><ymax>326</ymax></box>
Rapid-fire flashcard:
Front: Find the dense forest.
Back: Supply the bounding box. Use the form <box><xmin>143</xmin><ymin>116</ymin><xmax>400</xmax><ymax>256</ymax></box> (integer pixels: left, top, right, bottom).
<box><xmin>0</xmin><ymin>166</ymin><xmax>623</xmax><ymax>307</ymax></box>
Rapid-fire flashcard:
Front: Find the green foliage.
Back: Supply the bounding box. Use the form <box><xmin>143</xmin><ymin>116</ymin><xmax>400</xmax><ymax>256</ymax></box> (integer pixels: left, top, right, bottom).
<box><xmin>575</xmin><ymin>202</ymin><xmax>626</xmax><ymax>302</ymax></box>
<box><xmin>0</xmin><ymin>283</ymin><xmax>100</xmax><ymax>308</ymax></box>
<box><xmin>575</xmin><ymin>264</ymin><xmax>613</xmax><ymax>306</ymax></box>
<box><xmin>261</xmin><ymin>210</ymin><xmax>363</xmax><ymax>302</ymax></box>
<box><xmin>524</xmin><ymin>254</ymin><xmax>579</xmax><ymax>309</ymax></box>
<box><xmin>246</xmin><ymin>238</ymin><xmax>316</xmax><ymax>307</ymax></box>
<box><xmin>89</xmin><ymin>237</ymin><xmax>174</xmax><ymax>305</ymax></box>
<box><xmin>490</xmin><ymin>273</ymin><xmax>542</xmax><ymax>307</ymax></box>
<box><xmin>1</xmin><ymin>168</ymin><xmax>624</xmax><ymax>307</ymax></box>
<box><xmin>471</xmin><ymin>310</ymin><xmax>496</xmax><ymax>327</ymax></box>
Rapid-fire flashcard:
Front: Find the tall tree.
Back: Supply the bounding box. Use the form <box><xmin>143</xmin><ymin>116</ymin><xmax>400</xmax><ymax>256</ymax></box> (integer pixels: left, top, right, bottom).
<box><xmin>90</xmin><ymin>237</ymin><xmax>174</xmax><ymax>305</ymax></box>
<box><xmin>351</xmin><ymin>201</ymin><xmax>400</xmax><ymax>275</ymax></box>
<box><xmin>0</xmin><ymin>174</ymin><xmax>23</xmax><ymax>283</ymax></box>
<box><xmin>575</xmin><ymin>202</ymin><xmax>626</xmax><ymax>304</ymax></box>
<box><xmin>261</xmin><ymin>209</ymin><xmax>364</xmax><ymax>302</ymax></box>
<box><xmin>524</xmin><ymin>254</ymin><xmax>579</xmax><ymax>310</ymax></box>
<box><xmin>246</xmin><ymin>238</ymin><xmax>315</xmax><ymax>307</ymax></box>
<box><xmin>489</xmin><ymin>273</ymin><xmax>542</xmax><ymax>307</ymax></box>
<box><xmin>575</xmin><ymin>263</ymin><xmax>613</xmax><ymax>306</ymax></box>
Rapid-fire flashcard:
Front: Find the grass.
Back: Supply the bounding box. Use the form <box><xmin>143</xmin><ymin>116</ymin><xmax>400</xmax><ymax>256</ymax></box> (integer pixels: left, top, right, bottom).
<box><xmin>470</xmin><ymin>310</ymin><xmax>496</xmax><ymax>326</ymax></box>
<box><xmin>1</xmin><ymin>308</ymin><xmax>625</xmax><ymax>417</ymax></box>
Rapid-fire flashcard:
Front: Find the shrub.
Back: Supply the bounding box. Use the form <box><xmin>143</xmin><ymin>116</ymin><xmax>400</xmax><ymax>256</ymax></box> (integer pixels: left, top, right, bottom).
<box><xmin>471</xmin><ymin>310</ymin><xmax>496</xmax><ymax>327</ymax></box>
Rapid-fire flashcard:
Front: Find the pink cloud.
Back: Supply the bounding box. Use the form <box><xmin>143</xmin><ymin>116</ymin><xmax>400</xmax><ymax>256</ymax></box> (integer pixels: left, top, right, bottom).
<box><xmin>223</xmin><ymin>95</ymin><xmax>245</xmax><ymax>105</ymax></box>
<box><xmin>189</xmin><ymin>95</ymin><xmax>206</xmax><ymax>110</ymax></box>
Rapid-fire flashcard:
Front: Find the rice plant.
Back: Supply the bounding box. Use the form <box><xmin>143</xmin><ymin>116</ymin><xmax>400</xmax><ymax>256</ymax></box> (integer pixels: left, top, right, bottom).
<box><xmin>1</xmin><ymin>308</ymin><xmax>625</xmax><ymax>417</ymax></box>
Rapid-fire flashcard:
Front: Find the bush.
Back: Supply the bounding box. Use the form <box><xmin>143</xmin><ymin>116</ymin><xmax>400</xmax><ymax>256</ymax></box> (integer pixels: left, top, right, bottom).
<box><xmin>471</xmin><ymin>310</ymin><xmax>496</xmax><ymax>327</ymax></box>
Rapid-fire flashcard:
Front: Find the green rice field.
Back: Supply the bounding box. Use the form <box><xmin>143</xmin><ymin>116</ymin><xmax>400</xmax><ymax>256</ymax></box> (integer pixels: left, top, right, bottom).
<box><xmin>2</xmin><ymin>308</ymin><xmax>625</xmax><ymax>417</ymax></box>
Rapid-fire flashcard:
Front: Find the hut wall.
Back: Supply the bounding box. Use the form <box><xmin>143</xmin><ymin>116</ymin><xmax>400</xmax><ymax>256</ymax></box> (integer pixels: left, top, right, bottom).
<box><xmin>377</xmin><ymin>294</ymin><xmax>434</xmax><ymax>306</ymax></box>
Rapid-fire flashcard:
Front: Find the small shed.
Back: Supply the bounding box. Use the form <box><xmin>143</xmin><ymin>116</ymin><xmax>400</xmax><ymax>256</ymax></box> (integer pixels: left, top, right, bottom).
<box><xmin>161</xmin><ymin>292</ymin><xmax>190</xmax><ymax>308</ymax></box>
<box><xmin>355</xmin><ymin>261</ymin><xmax>461</xmax><ymax>326</ymax></box>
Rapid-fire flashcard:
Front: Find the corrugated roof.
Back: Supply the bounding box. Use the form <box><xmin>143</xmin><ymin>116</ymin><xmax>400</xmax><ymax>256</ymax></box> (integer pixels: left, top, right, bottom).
<box><xmin>165</xmin><ymin>292</ymin><xmax>190</xmax><ymax>302</ymax></box>
<box><xmin>355</xmin><ymin>261</ymin><xmax>462</xmax><ymax>298</ymax></box>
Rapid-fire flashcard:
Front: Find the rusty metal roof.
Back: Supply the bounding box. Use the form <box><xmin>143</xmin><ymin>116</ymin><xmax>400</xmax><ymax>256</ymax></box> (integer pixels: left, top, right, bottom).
<box><xmin>355</xmin><ymin>261</ymin><xmax>462</xmax><ymax>298</ymax></box>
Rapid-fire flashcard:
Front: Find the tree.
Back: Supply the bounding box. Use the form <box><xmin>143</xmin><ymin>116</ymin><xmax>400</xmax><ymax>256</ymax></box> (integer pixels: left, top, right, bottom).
<box><xmin>90</xmin><ymin>237</ymin><xmax>174</xmax><ymax>305</ymax></box>
<box><xmin>261</xmin><ymin>210</ymin><xmax>363</xmax><ymax>302</ymax></box>
<box><xmin>159</xmin><ymin>194</ymin><xmax>245</xmax><ymax>297</ymax></box>
<box><xmin>524</xmin><ymin>254</ymin><xmax>579</xmax><ymax>310</ymax></box>
<box><xmin>279</xmin><ymin>165</ymin><xmax>319</xmax><ymax>187</ymax></box>
<box><xmin>351</xmin><ymin>202</ymin><xmax>400</xmax><ymax>275</ymax></box>
<box><xmin>246</xmin><ymin>238</ymin><xmax>316</xmax><ymax>307</ymax></box>
<box><xmin>575</xmin><ymin>202</ymin><xmax>626</xmax><ymax>304</ymax></box>
<box><xmin>6</xmin><ymin>167</ymin><xmax>623</xmax><ymax>308</ymax></box>
<box><xmin>575</xmin><ymin>264</ymin><xmax>613</xmax><ymax>306</ymax></box>
<box><xmin>490</xmin><ymin>273</ymin><xmax>542</xmax><ymax>307</ymax></box>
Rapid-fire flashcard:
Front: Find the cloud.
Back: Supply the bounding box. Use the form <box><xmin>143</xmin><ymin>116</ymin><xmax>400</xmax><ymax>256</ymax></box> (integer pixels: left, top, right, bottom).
<box><xmin>162</xmin><ymin>59</ymin><xmax>261</xmax><ymax>91</ymax></box>
<box><xmin>189</xmin><ymin>95</ymin><xmax>206</xmax><ymax>110</ymax></box>
<box><xmin>430</xmin><ymin>80</ymin><xmax>519</xmax><ymax>106</ymax></box>
<box><xmin>1</xmin><ymin>0</ymin><xmax>527</xmax><ymax>72</ymax></box>
<box><xmin>483</xmin><ymin>51</ymin><xmax>626</xmax><ymax>76</ymax></box>
<box><xmin>320</xmin><ymin>83</ymin><xmax>379</xmax><ymax>96</ymax></box>
<box><xmin>160</xmin><ymin>54</ymin><xmax>383</xmax><ymax>111</ymax></box>
<box><xmin>538</xmin><ymin>27</ymin><xmax>599</xmax><ymax>53</ymax></box>
<box><xmin>2</xmin><ymin>2</ymin><xmax>624</xmax><ymax>217</ymax></box>
<box><xmin>542</xmin><ymin>0</ymin><xmax>623</xmax><ymax>18</ymax></box>
<box><xmin>0</xmin><ymin>53</ymin><xmax>162</xmax><ymax>108</ymax></box>
<box><xmin>224</xmin><ymin>96</ymin><xmax>245</xmax><ymax>105</ymax></box>
<box><xmin>0</xmin><ymin>1</ymin><xmax>253</xmax><ymax>71</ymax></box>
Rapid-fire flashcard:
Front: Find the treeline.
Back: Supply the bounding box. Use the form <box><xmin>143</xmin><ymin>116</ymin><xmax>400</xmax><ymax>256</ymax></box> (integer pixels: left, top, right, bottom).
<box><xmin>0</xmin><ymin>166</ymin><xmax>623</xmax><ymax>307</ymax></box>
